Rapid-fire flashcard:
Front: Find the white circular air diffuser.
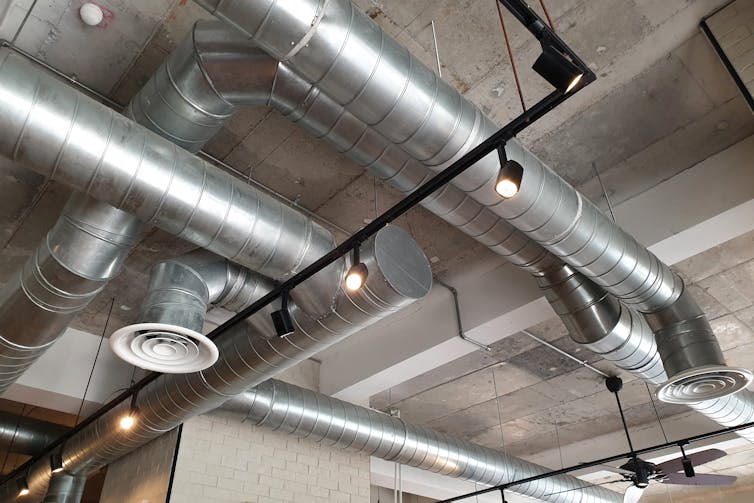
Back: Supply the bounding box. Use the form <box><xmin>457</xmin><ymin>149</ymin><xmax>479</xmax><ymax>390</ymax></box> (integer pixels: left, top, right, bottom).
<box><xmin>657</xmin><ymin>365</ymin><xmax>753</xmax><ymax>404</ymax></box>
<box><xmin>110</xmin><ymin>323</ymin><xmax>218</xmax><ymax>373</ymax></box>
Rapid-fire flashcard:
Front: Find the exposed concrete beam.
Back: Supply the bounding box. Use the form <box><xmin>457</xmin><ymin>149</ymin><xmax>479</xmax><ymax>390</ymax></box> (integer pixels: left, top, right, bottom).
<box><xmin>319</xmin><ymin>135</ymin><xmax>754</xmax><ymax>402</ymax></box>
<box><xmin>3</xmin><ymin>327</ymin><xmax>138</xmax><ymax>415</ymax></box>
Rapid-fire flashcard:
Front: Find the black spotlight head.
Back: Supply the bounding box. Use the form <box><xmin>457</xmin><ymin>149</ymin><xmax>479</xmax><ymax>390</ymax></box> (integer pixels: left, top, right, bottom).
<box><xmin>634</xmin><ymin>461</ymin><xmax>651</xmax><ymax>488</ymax></box>
<box><xmin>495</xmin><ymin>146</ymin><xmax>524</xmax><ymax>199</ymax></box>
<box><xmin>533</xmin><ymin>44</ymin><xmax>583</xmax><ymax>93</ymax></box>
<box><xmin>17</xmin><ymin>476</ymin><xmax>29</xmax><ymax>496</ymax></box>
<box><xmin>50</xmin><ymin>451</ymin><xmax>64</xmax><ymax>473</ymax></box>
<box><xmin>271</xmin><ymin>291</ymin><xmax>295</xmax><ymax>338</ymax></box>
<box><xmin>605</xmin><ymin>375</ymin><xmax>623</xmax><ymax>393</ymax></box>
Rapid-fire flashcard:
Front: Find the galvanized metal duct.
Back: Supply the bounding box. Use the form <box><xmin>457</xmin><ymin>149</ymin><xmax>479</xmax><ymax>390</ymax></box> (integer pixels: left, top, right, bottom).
<box><xmin>0</xmin><ymin>49</ymin><xmax>340</xmax><ymax>320</ymax></box>
<box><xmin>220</xmin><ymin>378</ymin><xmax>622</xmax><ymax>503</ymax></box>
<box><xmin>0</xmin><ymin>194</ymin><xmax>142</xmax><ymax>393</ymax></box>
<box><xmin>194</xmin><ymin>0</ymin><xmax>751</xmax><ymax>403</ymax></box>
<box><xmin>42</xmin><ymin>474</ymin><xmax>85</xmax><ymax>503</ymax></box>
<box><xmin>0</xmin><ymin>412</ymin><xmax>67</xmax><ymax>456</ymax></box>
<box><xmin>109</xmin><ymin>249</ymin><xmax>272</xmax><ymax>372</ymax></box>
<box><xmin>129</xmin><ymin>20</ymin><xmax>560</xmax><ymax>279</ymax></box>
<box><xmin>0</xmin><ymin>224</ymin><xmax>431</xmax><ymax>501</ymax></box>
<box><xmin>538</xmin><ymin>260</ymin><xmax>754</xmax><ymax>445</ymax></box>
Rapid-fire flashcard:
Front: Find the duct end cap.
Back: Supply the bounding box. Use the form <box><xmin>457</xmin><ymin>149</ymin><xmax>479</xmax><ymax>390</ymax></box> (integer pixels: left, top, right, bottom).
<box><xmin>657</xmin><ymin>365</ymin><xmax>753</xmax><ymax>404</ymax></box>
<box><xmin>110</xmin><ymin>322</ymin><xmax>218</xmax><ymax>373</ymax></box>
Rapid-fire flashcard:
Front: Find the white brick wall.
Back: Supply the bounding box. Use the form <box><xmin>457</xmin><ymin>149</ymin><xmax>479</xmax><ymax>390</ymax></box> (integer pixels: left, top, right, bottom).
<box><xmin>99</xmin><ymin>427</ymin><xmax>179</xmax><ymax>503</ymax></box>
<box><xmin>707</xmin><ymin>0</ymin><xmax>754</xmax><ymax>98</ymax></box>
<box><xmin>168</xmin><ymin>360</ymin><xmax>371</xmax><ymax>503</ymax></box>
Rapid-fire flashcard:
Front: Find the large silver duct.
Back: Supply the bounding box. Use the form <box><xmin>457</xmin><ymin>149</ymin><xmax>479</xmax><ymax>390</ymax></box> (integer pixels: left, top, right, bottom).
<box><xmin>0</xmin><ymin>194</ymin><xmax>142</xmax><ymax>393</ymax></box>
<box><xmin>0</xmin><ymin>49</ymin><xmax>340</xmax><ymax>320</ymax></box>
<box><xmin>128</xmin><ymin>21</ymin><xmax>560</xmax><ymax>279</ymax></box>
<box><xmin>221</xmin><ymin>378</ymin><xmax>622</xmax><ymax>503</ymax></box>
<box><xmin>195</xmin><ymin>0</ymin><xmax>751</xmax><ymax>403</ymax></box>
<box><xmin>41</xmin><ymin>474</ymin><xmax>85</xmax><ymax>503</ymax></box>
<box><xmin>0</xmin><ymin>224</ymin><xmax>431</xmax><ymax>501</ymax></box>
<box><xmin>0</xmin><ymin>412</ymin><xmax>67</xmax><ymax>456</ymax></box>
<box><xmin>130</xmin><ymin>16</ymin><xmax>754</xmax><ymax>445</ymax></box>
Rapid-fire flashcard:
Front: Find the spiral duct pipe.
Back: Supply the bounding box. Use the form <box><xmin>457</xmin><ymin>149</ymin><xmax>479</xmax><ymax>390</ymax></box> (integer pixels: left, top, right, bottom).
<box><xmin>0</xmin><ymin>224</ymin><xmax>431</xmax><ymax>501</ymax></box>
<box><xmin>194</xmin><ymin>0</ymin><xmax>751</xmax><ymax>402</ymax></box>
<box><xmin>0</xmin><ymin>49</ymin><xmax>340</xmax><ymax>319</ymax></box>
<box><xmin>42</xmin><ymin>474</ymin><xmax>85</xmax><ymax>503</ymax></box>
<box><xmin>220</xmin><ymin>378</ymin><xmax>622</xmax><ymax>503</ymax></box>
<box><xmin>0</xmin><ymin>412</ymin><xmax>68</xmax><ymax>456</ymax></box>
<box><xmin>0</xmin><ymin>194</ymin><xmax>142</xmax><ymax>393</ymax></box>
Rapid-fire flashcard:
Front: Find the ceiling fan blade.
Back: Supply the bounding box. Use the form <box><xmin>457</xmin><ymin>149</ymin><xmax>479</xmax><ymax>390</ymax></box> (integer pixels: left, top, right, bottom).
<box><xmin>624</xmin><ymin>485</ymin><xmax>645</xmax><ymax>503</ymax></box>
<box><xmin>657</xmin><ymin>449</ymin><xmax>727</xmax><ymax>473</ymax></box>
<box><xmin>595</xmin><ymin>463</ymin><xmax>634</xmax><ymax>475</ymax></box>
<box><xmin>660</xmin><ymin>472</ymin><xmax>737</xmax><ymax>486</ymax></box>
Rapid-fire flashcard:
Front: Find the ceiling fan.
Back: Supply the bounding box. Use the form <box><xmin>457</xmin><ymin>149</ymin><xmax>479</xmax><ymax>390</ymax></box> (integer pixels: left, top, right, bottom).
<box><xmin>601</xmin><ymin>376</ymin><xmax>737</xmax><ymax>503</ymax></box>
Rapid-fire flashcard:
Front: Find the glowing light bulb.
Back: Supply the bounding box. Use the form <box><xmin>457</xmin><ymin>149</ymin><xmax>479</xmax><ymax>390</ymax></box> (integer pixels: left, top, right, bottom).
<box><xmin>345</xmin><ymin>263</ymin><xmax>368</xmax><ymax>291</ymax></box>
<box><xmin>495</xmin><ymin>179</ymin><xmax>519</xmax><ymax>198</ymax></box>
<box><xmin>119</xmin><ymin>414</ymin><xmax>135</xmax><ymax>430</ymax></box>
<box><xmin>18</xmin><ymin>488</ymin><xmax>29</xmax><ymax>496</ymax></box>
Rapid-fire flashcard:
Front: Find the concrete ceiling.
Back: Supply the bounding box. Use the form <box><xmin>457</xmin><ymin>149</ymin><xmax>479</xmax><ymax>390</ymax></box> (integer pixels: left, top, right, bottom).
<box><xmin>2</xmin><ymin>0</ymin><xmax>754</xmax><ymax>501</ymax></box>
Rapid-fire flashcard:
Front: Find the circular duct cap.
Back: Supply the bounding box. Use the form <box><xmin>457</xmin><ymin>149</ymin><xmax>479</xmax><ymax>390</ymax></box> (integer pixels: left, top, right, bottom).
<box><xmin>657</xmin><ymin>365</ymin><xmax>753</xmax><ymax>404</ymax></box>
<box><xmin>110</xmin><ymin>323</ymin><xmax>218</xmax><ymax>373</ymax></box>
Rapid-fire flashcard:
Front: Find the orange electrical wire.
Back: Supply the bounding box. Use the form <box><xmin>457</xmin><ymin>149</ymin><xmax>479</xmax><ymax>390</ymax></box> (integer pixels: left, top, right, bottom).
<box><xmin>494</xmin><ymin>0</ymin><xmax>526</xmax><ymax>112</ymax></box>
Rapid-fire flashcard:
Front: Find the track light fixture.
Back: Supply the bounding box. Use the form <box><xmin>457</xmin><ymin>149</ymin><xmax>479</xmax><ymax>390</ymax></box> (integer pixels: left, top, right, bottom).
<box><xmin>532</xmin><ymin>43</ymin><xmax>583</xmax><ymax>94</ymax></box>
<box><xmin>345</xmin><ymin>246</ymin><xmax>368</xmax><ymax>291</ymax></box>
<box><xmin>679</xmin><ymin>444</ymin><xmax>695</xmax><ymax>478</ymax></box>
<box><xmin>16</xmin><ymin>476</ymin><xmax>29</xmax><ymax>497</ymax></box>
<box><xmin>495</xmin><ymin>145</ymin><xmax>524</xmax><ymax>199</ymax></box>
<box><xmin>271</xmin><ymin>290</ymin><xmax>295</xmax><ymax>338</ymax></box>
<box><xmin>119</xmin><ymin>390</ymin><xmax>139</xmax><ymax>430</ymax></box>
<box><xmin>50</xmin><ymin>450</ymin><xmax>64</xmax><ymax>474</ymax></box>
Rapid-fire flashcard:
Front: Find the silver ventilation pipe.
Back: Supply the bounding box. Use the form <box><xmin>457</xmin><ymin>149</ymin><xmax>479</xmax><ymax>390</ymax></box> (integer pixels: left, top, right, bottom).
<box><xmin>194</xmin><ymin>0</ymin><xmax>751</xmax><ymax>403</ymax></box>
<box><xmin>0</xmin><ymin>194</ymin><xmax>142</xmax><ymax>393</ymax></box>
<box><xmin>42</xmin><ymin>474</ymin><xmax>85</xmax><ymax>503</ymax></box>
<box><xmin>0</xmin><ymin>225</ymin><xmax>431</xmax><ymax>501</ymax></box>
<box><xmin>131</xmin><ymin>20</ymin><xmax>754</xmax><ymax>441</ymax></box>
<box><xmin>110</xmin><ymin>249</ymin><xmax>273</xmax><ymax>372</ymax></box>
<box><xmin>221</xmin><ymin>378</ymin><xmax>622</xmax><ymax>503</ymax></box>
<box><xmin>0</xmin><ymin>49</ymin><xmax>340</xmax><ymax>320</ymax></box>
<box><xmin>0</xmin><ymin>412</ymin><xmax>67</xmax><ymax>456</ymax></box>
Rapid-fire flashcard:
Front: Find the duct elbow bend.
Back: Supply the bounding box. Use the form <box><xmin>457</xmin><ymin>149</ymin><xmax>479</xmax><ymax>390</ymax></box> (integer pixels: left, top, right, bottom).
<box><xmin>645</xmin><ymin>286</ymin><xmax>753</xmax><ymax>404</ymax></box>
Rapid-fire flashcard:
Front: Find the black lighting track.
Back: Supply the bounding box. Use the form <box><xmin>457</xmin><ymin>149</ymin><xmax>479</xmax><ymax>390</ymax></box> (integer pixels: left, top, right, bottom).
<box><xmin>438</xmin><ymin>419</ymin><xmax>754</xmax><ymax>502</ymax></box>
<box><xmin>0</xmin><ymin>0</ymin><xmax>595</xmax><ymax>486</ymax></box>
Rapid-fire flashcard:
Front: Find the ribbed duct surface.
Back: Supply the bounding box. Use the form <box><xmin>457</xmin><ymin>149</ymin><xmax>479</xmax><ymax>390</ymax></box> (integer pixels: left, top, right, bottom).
<box><xmin>0</xmin><ymin>194</ymin><xmax>142</xmax><ymax>393</ymax></box>
<box><xmin>193</xmin><ymin>0</ymin><xmax>750</xmax><ymax>402</ymax></box>
<box><xmin>42</xmin><ymin>474</ymin><xmax>85</xmax><ymax>503</ymax></box>
<box><xmin>0</xmin><ymin>49</ymin><xmax>340</xmax><ymax>319</ymax></box>
<box><xmin>0</xmin><ymin>412</ymin><xmax>67</xmax><ymax>456</ymax></box>
<box><xmin>0</xmin><ymin>224</ymin><xmax>430</xmax><ymax>501</ymax></box>
<box><xmin>221</xmin><ymin>379</ymin><xmax>622</xmax><ymax>503</ymax></box>
<box><xmin>130</xmin><ymin>20</ymin><xmax>560</xmax><ymax>279</ymax></box>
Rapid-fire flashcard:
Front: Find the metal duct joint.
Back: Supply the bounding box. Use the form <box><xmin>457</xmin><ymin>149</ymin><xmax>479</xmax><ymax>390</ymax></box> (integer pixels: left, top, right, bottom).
<box><xmin>0</xmin><ymin>193</ymin><xmax>142</xmax><ymax>393</ymax></box>
<box><xmin>645</xmin><ymin>288</ymin><xmax>752</xmax><ymax>404</ymax></box>
<box><xmin>0</xmin><ymin>49</ymin><xmax>341</xmax><ymax>320</ymax></box>
<box><xmin>193</xmin><ymin>0</ymin><xmax>751</xmax><ymax>403</ymax></box>
<box><xmin>42</xmin><ymin>474</ymin><xmax>85</xmax><ymax>503</ymax></box>
<box><xmin>222</xmin><ymin>379</ymin><xmax>622</xmax><ymax>503</ymax></box>
<box><xmin>110</xmin><ymin>249</ymin><xmax>272</xmax><ymax>373</ymax></box>
<box><xmin>0</xmin><ymin>224</ymin><xmax>430</xmax><ymax>500</ymax></box>
<box><xmin>537</xmin><ymin>264</ymin><xmax>667</xmax><ymax>384</ymax></box>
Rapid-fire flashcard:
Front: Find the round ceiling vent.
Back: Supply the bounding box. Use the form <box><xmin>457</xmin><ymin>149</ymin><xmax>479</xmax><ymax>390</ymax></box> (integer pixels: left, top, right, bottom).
<box><xmin>110</xmin><ymin>323</ymin><xmax>219</xmax><ymax>373</ymax></box>
<box><xmin>657</xmin><ymin>365</ymin><xmax>753</xmax><ymax>404</ymax></box>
